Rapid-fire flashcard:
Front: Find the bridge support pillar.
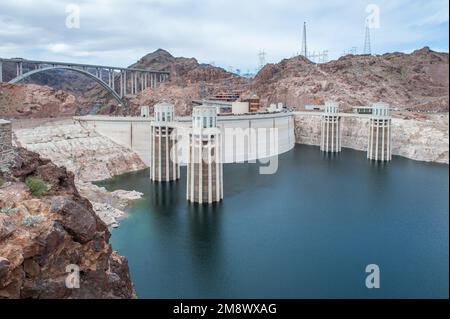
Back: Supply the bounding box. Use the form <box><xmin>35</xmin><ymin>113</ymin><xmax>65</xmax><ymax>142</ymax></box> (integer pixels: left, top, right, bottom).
<box><xmin>119</xmin><ymin>71</ymin><xmax>123</xmax><ymax>97</ymax></box>
<box><xmin>130</xmin><ymin>72</ymin><xmax>133</xmax><ymax>95</ymax></box>
<box><xmin>135</xmin><ymin>73</ymin><xmax>138</xmax><ymax>93</ymax></box>
<box><xmin>0</xmin><ymin>61</ymin><xmax>2</xmax><ymax>82</ymax></box>
<box><xmin>111</xmin><ymin>69</ymin><xmax>115</xmax><ymax>92</ymax></box>
<box><xmin>123</xmin><ymin>71</ymin><xmax>127</xmax><ymax>96</ymax></box>
<box><xmin>16</xmin><ymin>62</ymin><xmax>23</xmax><ymax>77</ymax></box>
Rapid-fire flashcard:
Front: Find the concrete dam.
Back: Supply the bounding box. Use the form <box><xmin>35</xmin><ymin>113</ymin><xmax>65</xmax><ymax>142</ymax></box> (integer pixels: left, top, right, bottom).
<box><xmin>75</xmin><ymin>112</ymin><xmax>296</xmax><ymax>166</ymax></box>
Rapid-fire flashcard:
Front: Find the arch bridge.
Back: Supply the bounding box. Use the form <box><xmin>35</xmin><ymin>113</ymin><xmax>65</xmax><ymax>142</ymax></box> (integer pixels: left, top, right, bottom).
<box><xmin>0</xmin><ymin>58</ymin><xmax>170</xmax><ymax>104</ymax></box>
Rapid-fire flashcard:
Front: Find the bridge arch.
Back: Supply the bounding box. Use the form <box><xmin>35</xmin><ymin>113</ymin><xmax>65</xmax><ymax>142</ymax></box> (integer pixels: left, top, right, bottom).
<box><xmin>9</xmin><ymin>66</ymin><xmax>123</xmax><ymax>104</ymax></box>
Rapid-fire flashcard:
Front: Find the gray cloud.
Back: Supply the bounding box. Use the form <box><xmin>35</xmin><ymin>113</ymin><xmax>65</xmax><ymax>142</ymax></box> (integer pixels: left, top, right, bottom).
<box><xmin>0</xmin><ymin>0</ymin><xmax>448</xmax><ymax>72</ymax></box>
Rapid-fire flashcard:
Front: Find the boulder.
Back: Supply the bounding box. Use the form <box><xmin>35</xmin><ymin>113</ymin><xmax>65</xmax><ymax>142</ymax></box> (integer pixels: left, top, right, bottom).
<box><xmin>50</xmin><ymin>196</ymin><xmax>97</xmax><ymax>243</ymax></box>
<box><xmin>0</xmin><ymin>215</ymin><xmax>16</xmax><ymax>241</ymax></box>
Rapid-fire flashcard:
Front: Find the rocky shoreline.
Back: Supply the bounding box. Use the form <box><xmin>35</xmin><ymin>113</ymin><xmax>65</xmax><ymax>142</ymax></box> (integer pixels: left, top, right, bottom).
<box><xmin>294</xmin><ymin>112</ymin><xmax>449</xmax><ymax>164</ymax></box>
<box><xmin>0</xmin><ymin>148</ymin><xmax>134</xmax><ymax>298</ymax></box>
<box><xmin>12</xmin><ymin>118</ymin><xmax>147</xmax><ymax>227</ymax></box>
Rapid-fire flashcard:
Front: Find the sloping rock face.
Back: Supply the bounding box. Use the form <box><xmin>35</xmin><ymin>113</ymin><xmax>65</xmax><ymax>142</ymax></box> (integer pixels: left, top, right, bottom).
<box><xmin>0</xmin><ymin>81</ymin><xmax>119</xmax><ymax>119</ymax></box>
<box><xmin>13</xmin><ymin>121</ymin><xmax>146</xmax><ymax>182</ymax></box>
<box><xmin>249</xmin><ymin>47</ymin><xmax>449</xmax><ymax>112</ymax></box>
<box><xmin>0</xmin><ymin>148</ymin><xmax>134</xmax><ymax>299</ymax></box>
<box><xmin>4</xmin><ymin>48</ymin><xmax>447</xmax><ymax>118</ymax></box>
<box><xmin>99</xmin><ymin>49</ymin><xmax>249</xmax><ymax>116</ymax></box>
<box><xmin>12</xmin><ymin>120</ymin><xmax>146</xmax><ymax>227</ymax></box>
<box><xmin>0</xmin><ymin>83</ymin><xmax>77</xmax><ymax>118</ymax></box>
<box><xmin>0</xmin><ymin>61</ymin><xmax>120</xmax><ymax>118</ymax></box>
<box><xmin>294</xmin><ymin>113</ymin><xmax>449</xmax><ymax>164</ymax></box>
<box><xmin>130</xmin><ymin>48</ymin><xmax>239</xmax><ymax>85</ymax></box>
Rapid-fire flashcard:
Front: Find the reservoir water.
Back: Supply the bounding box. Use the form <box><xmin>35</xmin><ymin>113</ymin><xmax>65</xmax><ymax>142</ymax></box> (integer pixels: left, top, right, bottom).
<box><xmin>97</xmin><ymin>145</ymin><xmax>449</xmax><ymax>298</ymax></box>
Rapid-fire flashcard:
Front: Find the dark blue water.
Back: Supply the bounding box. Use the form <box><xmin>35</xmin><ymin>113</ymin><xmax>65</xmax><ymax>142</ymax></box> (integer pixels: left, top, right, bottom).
<box><xmin>97</xmin><ymin>145</ymin><xmax>449</xmax><ymax>298</ymax></box>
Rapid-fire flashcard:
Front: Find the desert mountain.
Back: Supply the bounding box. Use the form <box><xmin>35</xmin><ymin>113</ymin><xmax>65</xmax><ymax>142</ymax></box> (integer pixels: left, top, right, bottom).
<box><xmin>0</xmin><ymin>47</ymin><xmax>448</xmax><ymax>119</ymax></box>
<box><xmin>249</xmin><ymin>47</ymin><xmax>448</xmax><ymax>112</ymax></box>
<box><xmin>128</xmin><ymin>48</ymin><xmax>240</xmax><ymax>85</ymax></box>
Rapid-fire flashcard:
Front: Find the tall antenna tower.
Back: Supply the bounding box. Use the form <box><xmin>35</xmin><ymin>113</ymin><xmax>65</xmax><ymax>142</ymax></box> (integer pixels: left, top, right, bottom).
<box><xmin>258</xmin><ymin>50</ymin><xmax>266</xmax><ymax>70</ymax></box>
<box><xmin>301</xmin><ymin>22</ymin><xmax>307</xmax><ymax>57</ymax></box>
<box><xmin>363</xmin><ymin>25</ymin><xmax>371</xmax><ymax>55</ymax></box>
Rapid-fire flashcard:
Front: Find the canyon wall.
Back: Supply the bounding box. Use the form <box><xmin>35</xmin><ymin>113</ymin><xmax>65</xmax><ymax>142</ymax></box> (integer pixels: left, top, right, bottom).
<box><xmin>0</xmin><ymin>148</ymin><xmax>134</xmax><ymax>298</ymax></box>
<box><xmin>294</xmin><ymin>113</ymin><xmax>449</xmax><ymax>164</ymax></box>
<box><xmin>12</xmin><ymin>120</ymin><xmax>147</xmax><ymax>228</ymax></box>
<box><xmin>13</xmin><ymin>120</ymin><xmax>146</xmax><ymax>182</ymax></box>
<box><xmin>251</xmin><ymin>48</ymin><xmax>449</xmax><ymax>113</ymax></box>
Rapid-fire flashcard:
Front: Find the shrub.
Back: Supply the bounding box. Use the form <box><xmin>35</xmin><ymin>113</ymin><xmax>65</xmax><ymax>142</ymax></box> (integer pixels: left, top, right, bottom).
<box><xmin>25</xmin><ymin>176</ymin><xmax>49</xmax><ymax>197</ymax></box>
<box><xmin>0</xmin><ymin>207</ymin><xmax>19</xmax><ymax>215</ymax></box>
<box><xmin>22</xmin><ymin>214</ymin><xmax>45</xmax><ymax>227</ymax></box>
<box><xmin>0</xmin><ymin>177</ymin><xmax>4</xmax><ymax>187</ymax></box>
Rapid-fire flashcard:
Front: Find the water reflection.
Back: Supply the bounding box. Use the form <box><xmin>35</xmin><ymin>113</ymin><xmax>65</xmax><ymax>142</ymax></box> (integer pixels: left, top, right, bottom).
<box><xmin>186</xmin><ymin>202</ymin><xmax>225</xmax><ymax>295</ymax></box>
<box><xmin>321</xmin><ymin>151</ymin><xmax>342</xmax><ymax>160</ymax></box>
<box><xmin>151</xmin><ymin>181</ymin><xmax>180</xmax><ymax>207</ymax></box>
<box><xmin>104</xmin><ymin>145</ymin><xmax>448</xmax><ymax>298</ymax></box>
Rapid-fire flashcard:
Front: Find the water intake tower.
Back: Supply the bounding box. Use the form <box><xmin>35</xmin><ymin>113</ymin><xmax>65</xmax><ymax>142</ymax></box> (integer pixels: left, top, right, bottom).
<box><xmin>187</xmin><ymin>106</ymin><xmax>223</xmax><ymax>204</ymax></box>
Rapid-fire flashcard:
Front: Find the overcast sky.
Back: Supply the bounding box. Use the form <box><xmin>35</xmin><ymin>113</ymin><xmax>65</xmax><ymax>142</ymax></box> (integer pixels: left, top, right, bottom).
<box><xmin>0</xmin><ymin>0</ymin><xmax>448</xmax><ymax>72</ymax></box>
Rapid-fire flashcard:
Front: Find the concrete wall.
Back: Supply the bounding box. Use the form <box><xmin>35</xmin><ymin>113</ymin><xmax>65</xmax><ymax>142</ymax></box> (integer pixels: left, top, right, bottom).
<box><xmin>294</xmin><ymin>112</ymin><xmax>449</xmax><ymax>164</ymax></box>
<box><xmin>75</xmin><ymin>112</ymin><xmax>296</xmax><ymax>166</ymax></box>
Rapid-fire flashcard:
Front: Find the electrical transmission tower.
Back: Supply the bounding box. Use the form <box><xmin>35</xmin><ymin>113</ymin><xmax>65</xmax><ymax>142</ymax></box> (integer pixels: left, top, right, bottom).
<box><xmin>301</xmin><ymin>21</ymin><xmax>307</xmax><ymax>57</ymax></box>
<box><xmin>308</xmin><ymin>51</ymin><xmax>329</xmax><ymax>63</ymax></box>
<box><xmin>364</xmin><ymin>25</ymin><xmax>371</xmax><ymax>55</ymax></box>
<box><xmin>258</xmin><ymin>50</ymin><xmax>266</xmax><ymax>70</ymax></box>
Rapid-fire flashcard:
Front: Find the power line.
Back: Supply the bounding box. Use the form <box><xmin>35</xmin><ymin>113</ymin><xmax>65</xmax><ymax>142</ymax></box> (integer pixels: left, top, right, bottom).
<box><xmin>258</xmin><ymin>50</ymin><xmax>266</xmax><ymax>70</ymax></box>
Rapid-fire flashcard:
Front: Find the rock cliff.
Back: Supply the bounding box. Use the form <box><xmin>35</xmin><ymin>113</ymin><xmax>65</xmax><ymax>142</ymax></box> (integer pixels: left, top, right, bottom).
<box><xmin>0</xmin><ymin>148</ymin><xmax>134</xmax><ymax>298</ymax></box>
<box><xmin>13</xmin><ymin>120</ymin><xmax>146</xmax><ymax>181</ymax></box>
<box><xmin>2</xmin><ymin>47</ymin><xmax>447</xmax><ymax>118</ymax></box>
<box><xmin>294</xmin><ymin>112</ymin><xmax>449</xmax><ymax>164</ymax></box>
<box><xmin>0</xmin><ymin>83</ymin><xmax>78</xmax><ymax>118</ymax></box>
<box><xmin>251</xmin><ymin>47</ymin><xmax>449</xmax><ymax>112</ymax></box>
<box><xmin>12</xmin><ymin>119</ymin><xmax>147</xmax><ymax>227</ymax></box>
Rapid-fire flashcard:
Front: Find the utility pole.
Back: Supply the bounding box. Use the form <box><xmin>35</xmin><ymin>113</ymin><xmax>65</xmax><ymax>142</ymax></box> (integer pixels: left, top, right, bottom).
<box><xmin>258</xmin><ymin>50</ymin><xmax>266</xmax><ymax>70</ymax></box>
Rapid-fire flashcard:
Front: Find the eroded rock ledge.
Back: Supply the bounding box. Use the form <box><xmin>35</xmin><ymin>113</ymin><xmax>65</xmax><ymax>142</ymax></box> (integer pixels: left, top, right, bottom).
<box><xmin>0</xmin><ymin>148</ymin><xmax>134</xmax><ymax>299</ymax></box>
<box><xmin>13</xmin><ymin>120</ymin><xmax>147</xmax><ymax>227</ymax></box>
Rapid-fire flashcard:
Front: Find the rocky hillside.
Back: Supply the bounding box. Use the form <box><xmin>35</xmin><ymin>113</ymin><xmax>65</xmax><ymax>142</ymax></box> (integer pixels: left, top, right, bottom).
<box><xmin>1</xmin><ymin>47</ymin><xmax>448</xmax><ymax>118</ymax></box>
<box><xmin>0</xmin><ymin>83</ymin><xmax>77</xmax><ymax>118</ymax></box>
<box><xmin>130</xmin><ymin>49</ymin><xmax>243</xmax><ymax>85</ymax></box>
<box><xmin>105</xmin><ymin>49</ymin><xmax>248</xmax><ymax>116</ymax></box>
<box><xmin>0</xmin><ymin>148</ymin><xmax>134</xmax><ymax>298</ymax></box>
<box><xmin>113</xmin><ymin>47</ymin><xmax>450</xmax><ymax>116</ymax></box>
<box><xmin>250</xmin><ymin>47</ymin><xmax>448</xmax><ymax>112</ymax></box>
<box><xmin>13</xmin><ymin>121</ymin><xmax>146</xmax><ymax>182</ymax></box>
<box><xmin>13</xmin><ymin>119</ymin><xmax>146</xmax><ymax>228</ymax></box>
<box><xmin>0</xmin><ymin>82</ymin><xmax>119</xmax><ymax>119</ymax></box>
<box><xmin>0</xmin><ymin>61</ymin><xmax>120</xmax><ymax>118</ymax></box>
<box><xmin>295</xmin><ymin>112</ymin><xmax>449</xmax><ymax>163</ymax></box>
